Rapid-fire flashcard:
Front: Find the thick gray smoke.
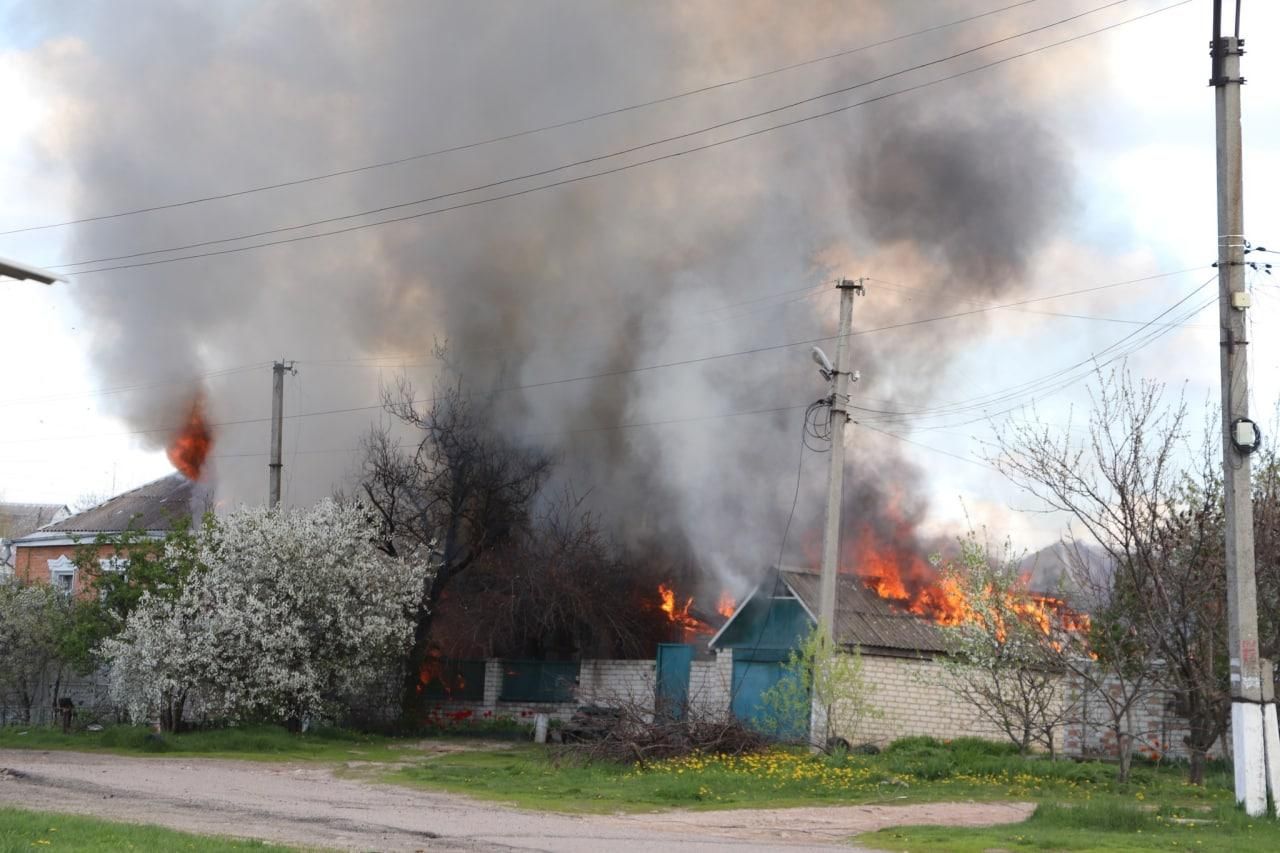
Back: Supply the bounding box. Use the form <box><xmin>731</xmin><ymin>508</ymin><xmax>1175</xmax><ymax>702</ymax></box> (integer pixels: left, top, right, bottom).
<box><xmin>18</xmin><ymin>1</ymin><xmax>1077</xmax><ymax>592</ymax></box>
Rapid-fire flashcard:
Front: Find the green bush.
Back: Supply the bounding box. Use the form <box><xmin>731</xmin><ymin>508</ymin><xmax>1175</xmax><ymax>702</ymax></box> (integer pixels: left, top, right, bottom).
<box><xmin>883</xmin><ymin>735</ymin><xmax>944</xmax><ymax>754</ymax></box>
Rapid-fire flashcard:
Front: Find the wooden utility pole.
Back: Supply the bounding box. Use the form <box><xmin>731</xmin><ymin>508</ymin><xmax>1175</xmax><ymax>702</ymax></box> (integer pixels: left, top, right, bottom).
<box><xmin>1210</xmin><ymin>0</ymin><xmax>1277</xmax><ymax>815</ymax></box>
<box><xmin>268</xmin><ymin>360</ymin><xmax>296</xmax><ymax>508</ymax></box>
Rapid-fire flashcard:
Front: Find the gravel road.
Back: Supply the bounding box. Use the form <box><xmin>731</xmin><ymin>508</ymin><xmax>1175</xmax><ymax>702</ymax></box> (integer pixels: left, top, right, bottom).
<box><xmin>0</xmin><ymin>749</ymin><xmax>1033</xmax><ymax>851</ymax></box>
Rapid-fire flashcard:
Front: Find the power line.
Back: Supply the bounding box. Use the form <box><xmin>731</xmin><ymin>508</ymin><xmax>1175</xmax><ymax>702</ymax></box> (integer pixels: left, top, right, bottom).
<box><xmin>0</xmin><ymin>0</ymin><xmax>1048</xmax><ymax>238</ymax></box>
<box><xmin>0</xmin><ymin>266</ymin><xmax>1209</xmax><ymax>446</ymax></box>
<box><xmin>870</xmin><ymin>276</ymin><xmax>1213</xmax><ymax>329</ymax></box>
<box><xmin>0</xmin><ymin>277</ymin><xmax>830</xmax><ymax>410</ymax></box>
<box><xmin>53</xmin><ymin>1</ymin><xmax>1186</xmax><ymax>277</ymax></box>
<box><xmin>853</xmin><ymin>284</ymin><xmax>1218</xmax><ymax>430</ymax></box>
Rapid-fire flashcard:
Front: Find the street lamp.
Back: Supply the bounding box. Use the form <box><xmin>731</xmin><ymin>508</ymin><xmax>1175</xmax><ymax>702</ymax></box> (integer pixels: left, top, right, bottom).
<box><xmin>0</xmin><ymin>256</ymin><xmax>63</xmax><ymax>285</ymax></box>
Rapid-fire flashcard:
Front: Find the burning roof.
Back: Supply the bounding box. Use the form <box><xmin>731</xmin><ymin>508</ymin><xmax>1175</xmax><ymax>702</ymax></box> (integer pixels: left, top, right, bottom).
<box><xmin>777</xmin><ymin>568</ymin><xmax>948</xmax><ymax>654</ymax></box>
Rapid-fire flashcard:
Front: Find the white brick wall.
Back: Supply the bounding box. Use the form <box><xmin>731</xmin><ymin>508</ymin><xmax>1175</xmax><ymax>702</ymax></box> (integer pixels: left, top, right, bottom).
<box><xmin>844</xmin><ymin>654</ymin><xmax>1014</xmax><ymax>748</ymax></box>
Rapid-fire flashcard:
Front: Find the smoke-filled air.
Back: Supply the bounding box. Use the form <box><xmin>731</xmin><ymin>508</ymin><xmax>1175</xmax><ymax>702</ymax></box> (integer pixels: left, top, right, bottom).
<box><xmin>24</xmin><ymin>0</ymin><xmax>1084</xmax><ymax>592</ymax></box>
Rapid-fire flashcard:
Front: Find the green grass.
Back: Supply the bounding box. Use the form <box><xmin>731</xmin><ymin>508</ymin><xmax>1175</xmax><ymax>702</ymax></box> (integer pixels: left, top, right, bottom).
<box><xmin>387</xmin><ymin>735</ymin><xmax>1236</xmax><ymax>815</ymax></box>
<box><xmin>858</xmin><ymin>799</ymin><xmax>1280</xmax><ymax>852</ymax></box>
<box><xmin>0</xmin><ymin>724</ymin><xmax>417</xmax><ymax>763</ymax></box>
<box><xmin>0</xmin><ymin>806</ymin><xmax>285</xmax><ymax>852</ymax></box>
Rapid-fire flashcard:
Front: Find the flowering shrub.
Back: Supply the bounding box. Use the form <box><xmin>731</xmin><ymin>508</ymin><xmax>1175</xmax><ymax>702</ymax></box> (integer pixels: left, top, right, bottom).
<box><xmin>101</xmin><ymin>500</ymin><xmax>429</xmax><ymax>729</ymax></box>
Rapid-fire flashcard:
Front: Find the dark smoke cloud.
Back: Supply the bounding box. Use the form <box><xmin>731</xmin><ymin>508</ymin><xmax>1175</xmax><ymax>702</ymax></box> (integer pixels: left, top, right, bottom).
<box><xmin>14</xmin><ymin>0</ymin><xmax>1082</xmax><ymax>591</ymax></box>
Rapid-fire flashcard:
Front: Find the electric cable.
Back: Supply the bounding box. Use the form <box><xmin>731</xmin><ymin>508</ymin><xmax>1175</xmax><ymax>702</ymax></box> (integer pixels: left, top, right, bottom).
<box><xmin>50</xmin><ymin>1</ymin><xmax>1190</xmax><ymax>277</ymax></box>
<box><xmin>0</xmin><ymin>0</ymin><xmax>1049</xmax><ymax>237</ymax></box>
<box><xmin>0</xmin><ymin>267</ymin><xmax>1213</xmax><ymax>446</ymax></box>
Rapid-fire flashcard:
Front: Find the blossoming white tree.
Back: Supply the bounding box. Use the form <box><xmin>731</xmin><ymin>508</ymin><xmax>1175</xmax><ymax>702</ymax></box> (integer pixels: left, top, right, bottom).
<box><xmin>102</xmin><ymin>500</ymin><xmax>428</xmax><ymax>731</ymax></box>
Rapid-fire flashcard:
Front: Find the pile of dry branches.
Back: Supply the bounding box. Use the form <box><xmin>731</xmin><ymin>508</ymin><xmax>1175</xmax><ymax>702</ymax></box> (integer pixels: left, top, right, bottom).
<box><xmin>558</xmin><ymin>702</ymin><xmax>767</xmax><ymax>766</ymax></box>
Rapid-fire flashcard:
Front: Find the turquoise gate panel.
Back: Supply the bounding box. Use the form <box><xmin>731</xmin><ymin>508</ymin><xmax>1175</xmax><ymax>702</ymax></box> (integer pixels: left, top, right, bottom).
<box><xmin>655</xmin><ymin>643</ymin><xmax>694</xmax><ymax>720</ymax></box>
<box><xmin>731</xmin><ymin>651</ymin><xmax>808</xmax><ymax>740</ymax></box>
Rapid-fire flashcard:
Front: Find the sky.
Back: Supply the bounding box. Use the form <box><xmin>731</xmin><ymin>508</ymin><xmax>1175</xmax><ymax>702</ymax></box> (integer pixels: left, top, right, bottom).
<box><xmin>0</xmin><ymin>0</ymin><xmax>1277</xmax><ymax>572</ymax></box>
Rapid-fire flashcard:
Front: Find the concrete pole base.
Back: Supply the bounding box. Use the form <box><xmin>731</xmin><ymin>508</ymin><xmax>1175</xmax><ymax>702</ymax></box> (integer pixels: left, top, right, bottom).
<box><xmin>1232</xmin><ymin>701</ymin><xmax>1268</xmax><ymax>816</ymax></box>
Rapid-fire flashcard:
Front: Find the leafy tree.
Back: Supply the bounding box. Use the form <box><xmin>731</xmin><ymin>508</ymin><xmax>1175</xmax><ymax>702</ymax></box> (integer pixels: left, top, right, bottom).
<box><xmin>102</xmin><ymin>501</ymin><xmax>428</xmax><ymax>731</ymax></box>
<box><xmin>937</xmin><ymin>535</ymin><xmax>1074</xmax><ymax>757</ymax></box>
<box><xmin>0</xmin><ymin>582</ymin><xmax>70</xmax><ymax>724</ymax></box>
<box><xmin>62</xmin><ymin>518</ymin><xmax>209</xmax><ymax>674</ymax></box>
<box><xmin>759</xmin><ymin>623</ymin><xmax>880</xmax><ymax>750</ymax></box>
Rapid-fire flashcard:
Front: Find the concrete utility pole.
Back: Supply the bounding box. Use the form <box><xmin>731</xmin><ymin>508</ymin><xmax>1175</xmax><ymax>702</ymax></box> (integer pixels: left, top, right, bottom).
<box><xmin>268</xmin><ymin>360</ymin><xmax>296</xmax><ymax>508</ymax></box>
<box><xmin>1210</xmin><ymin>1</ymin><xmax>1278</xmax><ymax>815</ymax></box>
<box><xmin>817</xmin><ymin>278</ymin><xmax>865</xmax><ymax>640</ymax></box>
<box><xmin>809</xmin><ymin>277</ymin><xmax>863</xmax><ymax>750</ymax></box>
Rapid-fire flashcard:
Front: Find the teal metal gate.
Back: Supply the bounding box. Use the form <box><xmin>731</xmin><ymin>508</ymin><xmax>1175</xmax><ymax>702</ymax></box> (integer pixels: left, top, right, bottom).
<box><xmin>731</xmin><ymin>650</ymin><xmax>808</xmax><ymax>740</ymax></box>
<box><xmin>655</xmin><ymin>643</ymin><xmax>694</xmax><ymax>719</ymax></box>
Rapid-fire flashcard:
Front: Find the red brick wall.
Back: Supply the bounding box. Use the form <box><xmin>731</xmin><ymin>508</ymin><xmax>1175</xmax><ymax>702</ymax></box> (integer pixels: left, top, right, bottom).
<box><xmin>14</xmin><ymin>543</ymin><xmax>121</xmax><ymax>599</ymax></box>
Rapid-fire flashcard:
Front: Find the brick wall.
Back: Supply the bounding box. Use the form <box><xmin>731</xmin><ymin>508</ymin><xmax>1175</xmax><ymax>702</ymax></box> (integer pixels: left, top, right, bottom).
<box><xmin>13</xmin><ymin>543</ymin><xmax>121</xmax><ymax>599</ymax></box>
<box><xmin>425</xmin><ymin>652</ymin><xmax>735</xmax><ymax>724</ymax></box>
<box><xmin>846</xmin><ymin>654</ymin><xmax>1018</xmax><ymax>748</ymax></box>
<box><xmin>689</xmin><ymin>650</ymin><xmax>733</xmax><ymax>716</ymax></box>
<box><xmin>1062</xmin><ymin>673</ymin><xmax>1228</xmax><ymax>762</ymax></box>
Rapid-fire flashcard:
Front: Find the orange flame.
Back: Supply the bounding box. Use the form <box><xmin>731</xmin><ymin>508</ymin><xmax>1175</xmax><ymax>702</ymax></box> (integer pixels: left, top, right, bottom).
<box><xmin>843</xmin><ymin>518</ymin><xmax>1088</xmax><ymax>640</ymax></box>
<box><xmin>167</xmin><ymin>395</ymin><xmax>213</xmax><ymax>481</ymax></box>
<box><xmin>657</xmin><ymin>583</ymin><xmax>713</xmax><ymax>637</ymax></box>
<box><xmin>716</xmin><ymin>592</ymin><xmax>736</xmax><ymax>619</ymax></box>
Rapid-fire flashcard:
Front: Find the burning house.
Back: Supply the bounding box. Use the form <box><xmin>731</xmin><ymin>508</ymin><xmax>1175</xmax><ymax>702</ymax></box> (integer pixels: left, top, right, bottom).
<box><xmin>710</xmin><ymin>567</ymin><xmax>988</xmax><ymax>744</ymax></box>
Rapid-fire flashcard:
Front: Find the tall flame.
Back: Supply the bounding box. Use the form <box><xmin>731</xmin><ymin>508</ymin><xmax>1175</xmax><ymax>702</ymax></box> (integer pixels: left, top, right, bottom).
<box><xmin>167</xmin><ymin>394</ymin><xmax>213</xmax><ymax>481</ymax></box>
<box><xmin>657</xmin><ymin>582</ymin><xmax>713</xmax><ymax>637</ymax></box>
<box><xmin>842</xmin><ymin>512</ymin><xmax>1088</xmax><ymax>639</ymax></box>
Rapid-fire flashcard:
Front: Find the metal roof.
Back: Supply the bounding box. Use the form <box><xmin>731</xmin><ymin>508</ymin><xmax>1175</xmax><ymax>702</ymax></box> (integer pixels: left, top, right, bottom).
<box><xmin>23</xmin><ymin>474</ymin><xmax>212</xmax><ymax>538</ymax></box>
<box><xmin>779</xmin><ymin>569</ymin><xmax>948</xmax><ymax>654</ymax></box>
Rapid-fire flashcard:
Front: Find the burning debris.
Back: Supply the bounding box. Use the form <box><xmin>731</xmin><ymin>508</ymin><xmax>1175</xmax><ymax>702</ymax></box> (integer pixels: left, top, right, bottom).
<box><xmin>166</xmin><ymin>394</ymin><xmax>213</xmax><ymax>481</ymax></box>
<box><xmin>657</xmin><ymin>582</ymin><xmax>712</xmax><ymax>639</ymax></box>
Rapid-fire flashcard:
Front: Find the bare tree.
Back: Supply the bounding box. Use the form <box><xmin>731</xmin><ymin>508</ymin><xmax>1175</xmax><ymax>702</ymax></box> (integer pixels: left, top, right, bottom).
<box><xmin>360</xmin><ymin>360</ymin><xmax>552</xmax><ymax>720</ymax></box>
<box><xmin>937</xmin><ymin>535</ymin><xmax>1075</xmax><ymax>757</ymax></box>
<box><xmin>991</xmin><ymin>368</ymin><xmax>1229</xmax><ymax>783</ymax></box>
<box><xmin>438</xmin><ymin>488</ymin><xmax>672</xmax><ymax>661</ymax></box>
<box><xmin>1055</xmin><ymin>537</ymin><xmax>1160</xmax><ymax>782</ymax></box>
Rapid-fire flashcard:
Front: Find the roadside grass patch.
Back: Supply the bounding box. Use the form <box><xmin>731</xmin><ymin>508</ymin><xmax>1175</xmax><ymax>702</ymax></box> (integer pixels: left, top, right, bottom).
<box><xmin>0</xmin><ymin>724</ymin><xmax>414</xmax><ymax>763</ymax></box>
<box><xmin>858</xmin><ymin>799</ymin><xmax>1280</xmax><ymax>852</ymax></box>
<box><xmin>392</xmin><ymin>736</ymin><xmax>1240</xmax><ymax>815</ymax></box>
<box><xmin>0</xmin><ymin>806</ymin><xmax>282</xmax><ymax>852</ymax></box>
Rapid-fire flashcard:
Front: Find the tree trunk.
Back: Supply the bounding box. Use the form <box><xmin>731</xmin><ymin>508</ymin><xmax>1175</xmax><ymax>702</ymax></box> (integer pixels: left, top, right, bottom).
<box><xmin>399</xmin><ymin>573</ymin><xmax>445</xmax><ymax>722</ymax></box>
<box><xmin>1116</xmin><ymin>728</ymin><xmax>1133</xmax><ymax>782</ymax></box>
<box><xmin>1189</xmin><ymin>748</ymin><xmax>1206</xmax><ymax>785</ymax></box>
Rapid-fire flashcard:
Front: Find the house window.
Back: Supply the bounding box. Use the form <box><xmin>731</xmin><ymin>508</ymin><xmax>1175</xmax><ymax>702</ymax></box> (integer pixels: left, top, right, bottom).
<box><xmin>47</xmin><ymin>555</ymin><xmax>76</xmax><ymax>596</ymax></box>
<box><xmin>99</xmin><ymin>557</ymin><xmax>129</xmax><ymax>575</ymax></box>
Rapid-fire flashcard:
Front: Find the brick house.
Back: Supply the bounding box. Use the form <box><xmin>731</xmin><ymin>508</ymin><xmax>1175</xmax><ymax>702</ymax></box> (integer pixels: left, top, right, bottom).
<box><xmin>709</xmin><ymin>566</ymin><xmax>1015</xmax><ymax>746</ymax></box>
<box><xmin>9</xmin><ymin>474</ymin><xmax>211</xmax><ymax>597</ymax></box>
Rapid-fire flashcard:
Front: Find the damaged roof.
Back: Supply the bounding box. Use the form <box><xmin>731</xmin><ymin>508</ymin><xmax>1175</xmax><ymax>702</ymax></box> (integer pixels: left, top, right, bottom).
<box><xmin>711</xmin><ymin>566</ymin><xmax>948</xmax><ymax>656</ymax></box>
<box><xmin>21</xmin><ymin>474</ymin><xmax>212</xmax><ymax>538</ymax></box>
<box><xmin>779</xmin><ymin>569</ymin><xmax>948</xmax><ymax>655</ymax></box>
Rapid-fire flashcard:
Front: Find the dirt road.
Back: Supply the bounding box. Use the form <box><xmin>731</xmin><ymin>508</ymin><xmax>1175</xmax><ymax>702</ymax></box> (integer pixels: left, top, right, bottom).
<box><xmin>0</xmin><ymin>749</ymin><xmax>1032</xmax><ymax>851</ymax></box>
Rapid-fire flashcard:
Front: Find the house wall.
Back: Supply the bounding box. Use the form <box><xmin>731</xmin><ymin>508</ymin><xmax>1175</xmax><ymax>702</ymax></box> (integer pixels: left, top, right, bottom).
<box><xmin>424</xmin><ymin>653</ymin><xmax>732</xmax><ymax>724</ymax></box>
<box><xmin>13</xmin><ymin>543</ymin><xmax>124</xmax><ymax>599</ymax></box>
